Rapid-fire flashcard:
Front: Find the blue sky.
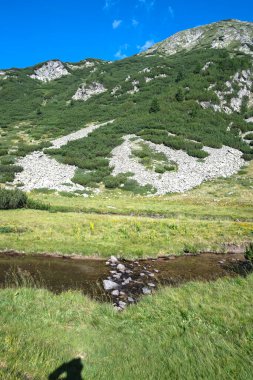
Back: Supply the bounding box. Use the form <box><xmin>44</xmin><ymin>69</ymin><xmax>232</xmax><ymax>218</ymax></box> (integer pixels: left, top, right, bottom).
<box><xmin>1</xmin><ymin>0</ymin><xmax>253</xmax><ymax>69</ymax></box>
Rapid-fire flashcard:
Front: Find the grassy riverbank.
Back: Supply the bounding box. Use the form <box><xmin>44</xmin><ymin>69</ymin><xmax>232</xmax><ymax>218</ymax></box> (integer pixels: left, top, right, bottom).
<box><xmin>0</xmin><ymin>274</ymin><xmax>252</xmax><ymax>379</ymax></box>
<box><xmin>0</xmin><ymin>209</ymin><xmax>252</xmax><ymax>257</ymax></box>
<box><xmin>0</xmin><ymin>163</ymin><xmax>252</xmax><ymax>257</ymax></box>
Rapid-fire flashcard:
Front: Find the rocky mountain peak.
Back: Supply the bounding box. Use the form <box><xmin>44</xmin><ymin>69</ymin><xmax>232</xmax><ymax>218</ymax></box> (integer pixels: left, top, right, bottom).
<box><xmin>142</xmin><ymin>19</ymin><xmax>253</xmax><ymax>57</ymax></box>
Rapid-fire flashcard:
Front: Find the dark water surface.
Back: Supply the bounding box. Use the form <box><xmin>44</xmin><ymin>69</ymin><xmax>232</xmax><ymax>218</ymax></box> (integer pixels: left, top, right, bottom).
<box><xmin>0</xmin><ymin>252</ymin><xmax>249</xmax><ymax>301</ymax></box>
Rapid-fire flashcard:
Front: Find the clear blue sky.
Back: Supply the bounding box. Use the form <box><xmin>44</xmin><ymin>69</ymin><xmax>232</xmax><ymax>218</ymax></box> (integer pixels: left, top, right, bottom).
<box><xmin>1</xmin><ymin>0</ymin><xmax>253</xmax><ymax>69</ymax></box>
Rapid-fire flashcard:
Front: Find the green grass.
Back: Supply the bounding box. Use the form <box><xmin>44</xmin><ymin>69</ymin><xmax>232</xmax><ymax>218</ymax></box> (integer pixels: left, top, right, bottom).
<box><xmin>0</xmin><ymin>209</ymin><xmax>252</xmax><ymax>257</ymax></box>
<box><xmin>0</xmin><ymin>163</ymin><xmax>252</xmax><ymax>258</ymax></box>
<box><xmin>0</xmin><ymin>274</ymin><xmax>252</xmax><ymax>379</ymax></box>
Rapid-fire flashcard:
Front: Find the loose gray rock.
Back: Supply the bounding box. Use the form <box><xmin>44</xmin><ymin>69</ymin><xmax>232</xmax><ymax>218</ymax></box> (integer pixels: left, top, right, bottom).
<box><xmin>111</xmin><ymin>289</ymin><xmax>120</xmax><ymax>296</ymax></box>
<box><xmin>110</xmin><ymin>135</ymin><xmax>244</xmax><ymax>195</ymax></box>
<box><xmin>142</xmin><ymin>287</ymin><xmax>152</xmax><ymax>295</ymax></box>
<box><xmin>113</xmin><ymin>273</ymin><xmax>122</xmax><ymax>279</ymax></box>
<box><xmin>103</xmin><ymin>280</ymin><xmax>119</xmax><ymax>290</ymax></box>
<box><xmin>122</xmin><ymin>277</ymin><xmax>132</xmax><ymax>285</ymax></box>
<box><xmin>117</xmin><ymin>263</ymin><xmax>126</xmax><ymax>272</ymax></box>
<box><xmin>118</xmin><ymin>301</ymin><xmax>127</xmax><ymax>309</ymax></box>
<box><xmin>110</xmin><ymin>255</ymin><xmax>118</xmax><ymax>264</ymax></box>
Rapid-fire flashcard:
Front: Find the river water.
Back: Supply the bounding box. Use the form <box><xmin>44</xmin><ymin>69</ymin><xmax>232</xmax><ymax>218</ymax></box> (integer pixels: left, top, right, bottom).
<box><xmin>0</xmin><ymin>252</ymin><xmax>249</xmax><ymax>303</ymax></box>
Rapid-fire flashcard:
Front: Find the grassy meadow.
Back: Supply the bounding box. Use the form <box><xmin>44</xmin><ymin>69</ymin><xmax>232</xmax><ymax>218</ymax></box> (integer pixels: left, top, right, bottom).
<box><xmin>1</xmin><ymin>162</ymin><xmax>252</xmax><ymax>258</ymax></box>
<box><xmin>0</xmin><ymin>275</ymin><xmax>252</xmax><ymax>379</ymax></box>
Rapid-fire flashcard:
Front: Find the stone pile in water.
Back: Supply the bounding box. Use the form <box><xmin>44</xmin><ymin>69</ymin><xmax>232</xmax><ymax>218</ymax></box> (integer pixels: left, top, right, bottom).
<box><xmin>103</xmin><ymin>256</ymin><xmax>160</xmax><ymax>311</ymax></box>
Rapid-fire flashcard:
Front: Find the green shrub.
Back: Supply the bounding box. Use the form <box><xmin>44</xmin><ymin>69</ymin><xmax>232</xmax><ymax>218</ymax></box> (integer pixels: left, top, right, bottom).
<box><xmin>175</xmin><ymin>88</ymin><xmax>184</xmax><ymax>102</ymax></box>
<box><xmin>0</xmin><ymin>149</ymin><xmax>8</xmax><ymax>156</ymax></box>
<box><xmin>27</xmin><ymin>198</ymin><xmax>50</xmax><ymax>210</ymax></box>
<box><xmin>245</xmin><ymin>243</ymin><xmax>253</xmax><ymax>263</ymax></box>
<box><xmin>186</xmin><ymin>149</ymin><xmax>209</xmax><ymax>159</ymax></box>
<box><xmin>244</xmin><ymin>133</ymin><xmax>253</xmax><ymax>140</ymax></box>
<box><xmin>0</xmin><ymin>189</ymin><xmax>27</xmax><ymax>209</ymax></box>
<box><xmin>104</xmin><ymin>175</ymin><xmax>122</xmax><ymax>189</ymax></box>
<box><xmin>0</xmin><ymin>156</ymin><xmax>15</xmax><ymax>165</ymax></box>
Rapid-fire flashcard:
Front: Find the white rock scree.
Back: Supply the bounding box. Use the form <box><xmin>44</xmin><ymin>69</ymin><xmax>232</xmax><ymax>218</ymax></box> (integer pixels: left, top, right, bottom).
<box><xmin>12</xmin><ymin>124</ymin><xmax>244</xmax><ymax>195</ymax></box>
<box><xmin>13</xmin><ymin>121</ymin><xmax>113</xmax><ymax>193</ymax></box>
<box><xmin>110</xmin><ymin>135</ymin><xmax>244</xmax><ymax>195</ymax></box>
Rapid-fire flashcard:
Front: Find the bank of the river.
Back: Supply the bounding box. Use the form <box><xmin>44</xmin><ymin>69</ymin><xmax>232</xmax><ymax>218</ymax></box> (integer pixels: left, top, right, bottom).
<box><xmin>0</xmin><ymin>273</ymin><xmax>252</xmax><ymax>379</ymax></box>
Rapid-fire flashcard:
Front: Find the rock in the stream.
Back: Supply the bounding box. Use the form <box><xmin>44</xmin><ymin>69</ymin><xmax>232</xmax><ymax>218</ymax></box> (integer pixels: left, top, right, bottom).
<box><xmin>110</xmin><ymin>256</ymin><xmax>118</xmax><ymax>264</ymax></box>
<box><xmin>113</xmin><ymin>273</ymin><xmax>122</xmax><ymax>279</ymax></box>
<box><xmin>118</xmin><ymin>301</ymin><xmax>127</xmax><ymax>309</ymax></box>
<box><xmin>111</xmin><ymin>289</ymin><xmax>120</xmax><ymax>296</ymax></box>
<box><xmin>142</xmin><ymin>287</ymin><xmax>152</xmax><ymax>295</ymax></box>
<box><xmin>117</xmin><ymin>263</ymin><xmax>126</xmax><ymax>272</ymax></box>
<box><xmin>122</xmin><ymin>277</ymin><xmax>132</xmax><ymax>285</ymax></box>
<box><xmin>103</xmin><ymin>280</ymin><xmax>119</xmax><ymax>290</ymax></box>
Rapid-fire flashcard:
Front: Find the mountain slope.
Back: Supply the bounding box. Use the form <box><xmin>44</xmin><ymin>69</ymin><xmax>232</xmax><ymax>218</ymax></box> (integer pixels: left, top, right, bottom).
<box><xmin>0</xmin><ymin>20</ymin><xmax>253</xmax><ymax>195</ymax></box>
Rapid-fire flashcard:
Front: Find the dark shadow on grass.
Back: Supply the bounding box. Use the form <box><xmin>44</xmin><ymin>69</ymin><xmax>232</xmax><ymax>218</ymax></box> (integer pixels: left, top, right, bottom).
<box><xmin>48</xmin><ymin>357</ymin><xmax>83</xmax><ymax>380</ymax></box>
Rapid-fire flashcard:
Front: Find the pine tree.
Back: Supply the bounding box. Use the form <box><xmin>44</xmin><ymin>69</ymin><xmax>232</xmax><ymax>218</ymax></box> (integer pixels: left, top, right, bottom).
<box><xmin>149</xmin><ymin>98</ymin><xmax>160</xmax><ymax>113</ymax></box>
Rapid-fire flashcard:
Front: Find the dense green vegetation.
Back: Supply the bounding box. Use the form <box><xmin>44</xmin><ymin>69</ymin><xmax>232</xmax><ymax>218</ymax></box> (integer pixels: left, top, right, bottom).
<box><xmin>1</xmin><ymin>48</ymin><xmax>253</xmax><ymax>188</ymax></box>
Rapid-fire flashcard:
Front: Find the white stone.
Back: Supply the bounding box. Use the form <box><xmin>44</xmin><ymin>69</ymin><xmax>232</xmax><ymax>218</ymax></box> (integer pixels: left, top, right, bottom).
<box><xmin>103</xmin><ymin>280</ymin><xmax>119</xmax><ymax>290</ymax></box>
<box><xmin>117</xmin><ymin>263</ymin><xmax>126</xmax><ymax>272</ymax></box>
<box><xmin>142</xmin><ymin>287</ymin><xmax>151</xmax><ymax>295</ymax></box>
<box><xmin>122</xmin><ymin>277</ymin><xmax>132</xmax><ymax>285</ymax></box>
<box><xmin>111</xmin><ymin>290</ymin><xmax>119</xmax><ymax>296</ymax></box>
<box><xmin>67</xmin><ymin>61</ymin><xmax>96</xmax><ymax>70</ymax></box>
<box><xmin>110</xmin><ymin>255</ymin><xmax>119</xmax><ymax>264</ymax></box>
<box><xmin>111</xmin><ymin>85</ymin><xmax>121</xmax><ymax>95</ymax></box>
<box><xmin>118</xmin><ymin>301</ymin><xmax>126</xmax><ymax>308</ymax></box>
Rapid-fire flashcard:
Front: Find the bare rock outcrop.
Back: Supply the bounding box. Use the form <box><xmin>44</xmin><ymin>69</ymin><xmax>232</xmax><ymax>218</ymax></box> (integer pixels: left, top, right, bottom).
<box><xmin>72</xmin><ymin>82</ymin><xmax>107</xmax><ymax>101</ymax></box>
<box><xmin>200</xmin><ymin>69</ymin><xmax>253</xmax><ymax>114</ymax></box>
<box><xmin>30</xmin><ymin>60</ymin><xmax>69</xmax><ymax>82</ymax></box>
